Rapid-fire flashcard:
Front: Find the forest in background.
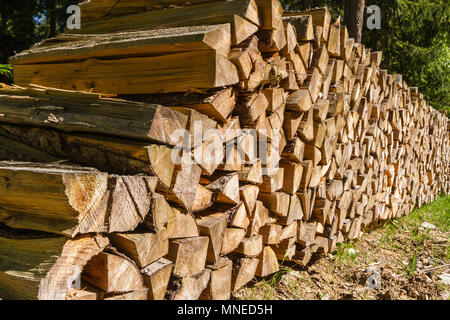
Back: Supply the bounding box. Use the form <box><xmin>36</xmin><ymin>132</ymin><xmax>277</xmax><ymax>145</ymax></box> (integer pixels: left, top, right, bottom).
<box><xmin>0</xmin><ymin>0</ymin><xmax>448</xmax><ymax>113</ymax></box>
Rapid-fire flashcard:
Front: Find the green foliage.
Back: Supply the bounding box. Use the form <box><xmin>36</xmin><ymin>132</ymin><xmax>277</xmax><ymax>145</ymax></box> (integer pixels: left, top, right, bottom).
<box><xmin>331</xmin><ymin>242</ymin><xmax>359</xmax><ymax>266</ymax></box>
<box><xmin>282</xmin><ymin>0</ymin><xmax>449</xmax><ymax>114</ymax></box>
<box><xmin>363</xmin><ymin>0</ymin><xmax>450</xmax><ymax>114</ymax></box>
<box><xmin>0</xmin><ymin>0</ymin><xmax>78</xmax><ymax>63</ymax></box>
<box><xmin>0</xmin><ymin>64</ymin><xmax>13</xmax><ymax>84</ymax></box>
<box><xmin>1</xmin><ymin>1</ymin><xmax>448</xmax><ymax>114</ymax></box>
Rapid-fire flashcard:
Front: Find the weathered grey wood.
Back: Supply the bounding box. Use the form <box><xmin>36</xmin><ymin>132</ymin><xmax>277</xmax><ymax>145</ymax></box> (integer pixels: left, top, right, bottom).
<box><xmin>0</xmin><ymin>85</ymin><xmax>188</xmax><ymax>145</ymax></box>
<box><xmin>78</xmin><ymin>0</ymin><xmax>225</xmax><ymax>22</ymax></box>
<box><xmin>71</xmin><ymin>0</ymin><xmax>260</xmax><ymax>46</ymax></box>
<box><xmin>12</xmin><ymin>24</ymin><xmax>232</xmax><ymax>64</ymax></box>
<box><xmin>0</xmin><ymin>124</ymin><xmax>175</xmax><ymax>188</ymax></box>
<box><xmin>0</xmin><ymin>135</ymin><xmax>60</xmax><ymax>163</ymax></box>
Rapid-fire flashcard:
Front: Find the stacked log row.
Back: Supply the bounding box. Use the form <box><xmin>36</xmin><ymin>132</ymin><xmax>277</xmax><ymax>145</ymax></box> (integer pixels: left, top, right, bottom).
<box><xmin>0</xmin><ymin>0</ymin><xmax>448</xmax><ymax>300</ymax></box>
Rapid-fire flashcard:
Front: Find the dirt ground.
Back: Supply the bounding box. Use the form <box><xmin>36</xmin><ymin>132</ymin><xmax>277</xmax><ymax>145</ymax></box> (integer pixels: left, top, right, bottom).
<box><xmin>233</xmin><ymin>200</ymin><xmax>450</xmax><ymax>300</ymax></box>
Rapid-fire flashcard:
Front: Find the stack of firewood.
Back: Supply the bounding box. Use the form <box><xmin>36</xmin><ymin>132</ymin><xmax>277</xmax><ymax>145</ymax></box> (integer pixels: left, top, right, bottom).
<box><xmin>0</xmin><ymin>0</ymin><xmax>448</xmax><ymax>300</ymax></box>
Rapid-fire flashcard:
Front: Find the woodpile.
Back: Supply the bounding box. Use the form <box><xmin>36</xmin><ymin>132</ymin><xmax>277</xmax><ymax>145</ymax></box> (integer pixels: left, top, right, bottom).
<box><xmin>0</xmin><ymin>0</ymin><xmax>448</xmax><ymax>300</ymax></box>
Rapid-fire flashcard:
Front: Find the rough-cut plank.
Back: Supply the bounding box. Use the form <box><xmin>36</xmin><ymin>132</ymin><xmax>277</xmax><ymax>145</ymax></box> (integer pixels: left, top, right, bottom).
<box><xmin>0</xmin><ymin>135</ymin><xmax>59</xmax><ymax>163</ymax></box>
<box><xmin>129</xmin><ymin>88</ymin><xmax>237</xmax><ymax>123</ymax></box>
<box><xmin>73</xmin><ymin>0</ymin><xmax>260</xmax><ymax>45</ymax></box>
<box><xmin>12</xmin><ymin>24</ymin><xmax>232</xmax><ymax>65</ymax></box>
<box><xmin>78</xmin><ymin>0</ymin><xmax>225</xmax><ymax>22</ymax></box>
<box><xmin>14</xmin><ymin>50</ymin><xmax>239</xmax><ymax>95</ymax></box>
<box><xmin>0</xmin><ymin>125</ymin><xmax>175</xmax><ymax>188</ymax></box>
<box><xmin>0</xmin><ymin>85</ymin><xmax>188</xmax><ymax>145</ymax></box>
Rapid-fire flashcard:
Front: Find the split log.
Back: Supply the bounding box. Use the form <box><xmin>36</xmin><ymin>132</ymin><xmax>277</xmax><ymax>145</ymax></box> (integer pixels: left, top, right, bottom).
<box><xmin>197</xmin><ymin>213</ymin><xmax>229</xmax><ymax>263</ymax></box>
<box><xmin>221</xmin><ymin>228</ymin><xmax>247</xmax><ymax>255</ymax></box>
<box><xmin>81</xmin><ymin>251</ymin><xmax>145</xmax><ymax>293</ymax></box>
<box><xmin>200</xmin><ymin>257</ymin><xmax>233</xmax><ymax>300</ymax></box>
<box><xmin>168</xmin><ymin>236</ymin><xmax>209</xmax><ymax>277</ymax></box>
<box><xmin>228</xmin><ymin>202</ymin><xmax>250</xmax><ymax>229</ymax></box>
<box><xmin>109</xmin><ymin>229</ymin><xmax>169</xmax><ymax>268</ymax></box>
<box><xmin>104</xmin><ymin>290</ymin><xmax>149</xmax><ymax>300</ymax></box>
<box><xmin>0</xmin><ymin>232</ymin><xmax>108</xmax><ymax>300</ymax></box>
<box><xmin>166</xmin><ymin>208</ymin><xmax>199</xmax><ymax>239</ymax></box>
<box><xmin>260</xmin><ymin>224</ymin><xmax>282</xmax><ymax>245</ymax></box>
<box><xmin>168</xmin><ymin>269</ymin><xmax>211</xmax><ymax>300</ymax></box>
<box><xmin>230</xmin><ymin>256</ymin><xmax>259</xmax><ymax>291</ymax></box>
<box><xmin>283</xmin><ymin>15</ymin><xmax>314</xmax><ymax>41</ymax></box>
<box><xmin>141</xmin><ymin>258</ymin><xmax>174</xmax><ymax>300</ymax></box>
<box><xmin>206</xmin><ymin>173</ymin><xmax>240</xmax><ymax>205</ymax></box>
<box><xmin>234</xmin><ymin>234</ymin><xmax>263</xmax><ymax>257</ymax></box>
<box><xmin>255</xmin><ymin>246</ymin><xmax>279</xmax><ymax>277</ymax></box>
<box><xmin>0</xmin><ymin>162</ymin><xmax>156</xmax><ymax>236</ymax></box>
<box><xmin>255</xmin><ymin>0</ymin><xmax>284</xmax><ymax>30</ymax></box>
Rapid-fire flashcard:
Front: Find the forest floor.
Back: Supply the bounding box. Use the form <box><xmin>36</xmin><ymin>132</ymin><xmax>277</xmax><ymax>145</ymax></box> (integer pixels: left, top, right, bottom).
<box><xmin>233</xmin><ymin>195</ymin><xmax>450</xmax><ymax>300</ymax></box>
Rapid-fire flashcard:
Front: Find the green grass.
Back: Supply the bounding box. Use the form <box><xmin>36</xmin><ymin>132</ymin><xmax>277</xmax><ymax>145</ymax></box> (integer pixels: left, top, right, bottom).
<box><xmin>331</xmin><ymin>242</ymin><xmax>359</xmax><ymax>266</ymax></box>
<box><xmin>379</xmin><ymin>195</ymin><xmax>450</xmax><ymax>245</ymax></box>
<box><xmin>384</xmin><ymin>194</ymin><xmax>450</xmax><ymax>278</ymax></box>
<box><xmin>259</xmin><ymin>264</ymin><xmax>293</xmax><ymax>300</ymax></box>
<box><xmin>403</xmin><ymin>195</ymin><xmax>450</xmax><ymax>232</ymax></box>
<box><xmin>336</xmin><ymin>195</ymin><xmax>450</xmax><ymax>278</ymax></box>
<box><xmin>240</xmin><ymin>195</ymin><xmax>450</xmax><ymax>299</ymax></box>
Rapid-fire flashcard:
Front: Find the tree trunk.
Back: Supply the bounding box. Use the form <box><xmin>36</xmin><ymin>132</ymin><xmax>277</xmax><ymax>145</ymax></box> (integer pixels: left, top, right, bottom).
<box><xmin>49</xmin><ymin>0</ymin><xmax>56</xmax><ymax>37</ymax></box>
<box><xmin>344</xmin><ymin>0</ymin><xmax>365</xmax><ymax>43</ymax></box>
<box><xmin>304</xmin><ymin>0</ymin><xmax>312</xmax><ymax>10</ymax></box>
